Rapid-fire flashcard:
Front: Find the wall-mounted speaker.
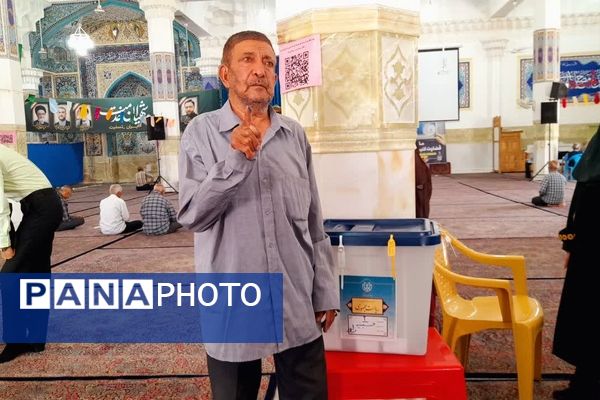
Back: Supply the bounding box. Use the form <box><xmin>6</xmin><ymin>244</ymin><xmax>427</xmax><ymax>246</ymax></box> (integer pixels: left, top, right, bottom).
<box><xmin>541</xmin><ymin>101</ymin><xmax>558</xmax><ymax>124</ymax></box>
<box><xmin>550</xmin><ymin>82</ymin><xmax>568</xmax><ymax>99</ymax></box>
<box><xmin>146</xmin><ymin>116</ymin><xmax>166</xmax><ymax>140</ymax></box>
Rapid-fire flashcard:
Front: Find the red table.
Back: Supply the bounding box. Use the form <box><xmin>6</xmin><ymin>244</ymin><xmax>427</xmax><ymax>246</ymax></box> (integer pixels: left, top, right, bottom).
<box><xmin>326</xmin><ymin>328</ymin><xmax>467</xmax><ymax>400</ymax></box>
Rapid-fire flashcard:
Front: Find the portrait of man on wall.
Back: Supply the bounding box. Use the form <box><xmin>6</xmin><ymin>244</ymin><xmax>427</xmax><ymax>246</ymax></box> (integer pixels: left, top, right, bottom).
<box><xmin>54</xmin><ymin>105</ymin><xmax>71</xmax><ymax>130</ymax></box>
<box><xmin>179</xmin><ymin>97</ymin><xmax>198</xmax><ymax>131</ymax></box>
<box><xmin>74</xmin><ymin>104</ymin><xmax>92</xmax><ymax>130</ymax></box>
<box><xmin>32</xmin><ymin>104</ymin><xmax>50</xmax><ymax>129</ymax></box>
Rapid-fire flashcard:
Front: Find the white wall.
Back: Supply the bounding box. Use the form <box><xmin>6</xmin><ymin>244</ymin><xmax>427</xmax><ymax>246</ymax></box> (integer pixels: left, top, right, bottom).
<box><xmin>182</xmin><ymin>0</ymin><xmax>600</xmax><ymax>175</ymax></box>
<box><xmin>419</xmin><ymin>21</ymin><xmax>600</xmax><ymax>173</ymax></box>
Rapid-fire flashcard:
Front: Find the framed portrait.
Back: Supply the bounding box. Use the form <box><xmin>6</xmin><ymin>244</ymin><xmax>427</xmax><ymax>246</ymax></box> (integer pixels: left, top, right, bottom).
<box><xmin>31</xmin><ymin>104</ymin><xmax>50</xmax><ymax>130</ymax></box>
<box><xmin>458</xmin><ymin>61</ymin><xmax>471</xmax><ymax>109</ymax></box>
<box><xmin>54</xmin><ymin>104</ymin><xmax>71</xmax><ymax>130</ymax></box>
<box><xmin>179</xmin><ymin>96</ymin><xmax>198</xmax><ymax>130</ymax></box>
<box><xmin>74</xmin><ymin>104</ymin><xmax>93</xmax><ymax>130</ymax></box>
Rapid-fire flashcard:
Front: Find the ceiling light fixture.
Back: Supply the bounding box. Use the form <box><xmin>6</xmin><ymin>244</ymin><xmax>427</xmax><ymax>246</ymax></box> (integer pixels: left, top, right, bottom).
<box><xmin>67</xmin><ymin>22</ymin><xmax>95</xmax><ymax>57</ymax></box>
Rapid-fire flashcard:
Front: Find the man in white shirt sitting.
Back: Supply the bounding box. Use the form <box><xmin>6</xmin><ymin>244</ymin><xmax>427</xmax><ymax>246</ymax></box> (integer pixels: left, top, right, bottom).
<box><xmin>99</xmin><ymin>184</ymin><xmax>142</xmax><ymax>235</ymax></box>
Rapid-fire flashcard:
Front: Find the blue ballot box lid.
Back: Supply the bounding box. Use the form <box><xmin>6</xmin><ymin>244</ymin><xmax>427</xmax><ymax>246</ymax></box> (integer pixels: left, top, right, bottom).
<box><xmin>324</xmin><ymin>219</ymin><xmax>441</xmax><ymax>247</ymax></box>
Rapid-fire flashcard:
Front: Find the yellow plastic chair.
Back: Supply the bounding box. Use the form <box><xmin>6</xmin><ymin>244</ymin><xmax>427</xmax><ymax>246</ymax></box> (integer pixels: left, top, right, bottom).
<box><xmin>433</xmin><ymin>230</ymin><xmax>544</xmax><ymax>400</ymax></box>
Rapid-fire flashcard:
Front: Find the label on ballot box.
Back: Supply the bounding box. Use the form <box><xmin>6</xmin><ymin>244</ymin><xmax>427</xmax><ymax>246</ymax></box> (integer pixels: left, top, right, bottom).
<box><xmin>324</xmin><ymin>219</ymin><xmax>440</xmax><ymax>355</ymax></box>
<box><xmin>341</xmin><ymin>276</ymin><xmax>395</xmax><ymax>339</ymax></box>
<box><xmin>348</xmin><ymin>315</ymin><xmax>388</xmax><ymax>337</ymax></box>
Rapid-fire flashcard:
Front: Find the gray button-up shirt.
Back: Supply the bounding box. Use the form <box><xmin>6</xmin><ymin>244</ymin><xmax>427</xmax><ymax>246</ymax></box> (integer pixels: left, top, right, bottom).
<box><xmin>178</xmin><ymin>101</ymin><xmax>338</xmax><ymax>362</ymax></box>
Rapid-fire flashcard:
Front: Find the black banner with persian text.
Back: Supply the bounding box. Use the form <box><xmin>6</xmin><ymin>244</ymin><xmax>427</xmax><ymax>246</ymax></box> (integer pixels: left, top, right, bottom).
<box><xmin>26</xmin><ymin>97</ymin><xmax>152</xmax><ymax>134</ymax></box>
<box><xmin>25</xmin><ymin>90</ymin><xmax>221</xmax><ymax>134</ymax></box>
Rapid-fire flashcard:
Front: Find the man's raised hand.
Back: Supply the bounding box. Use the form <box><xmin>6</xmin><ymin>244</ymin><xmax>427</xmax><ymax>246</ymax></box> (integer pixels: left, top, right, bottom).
<box><xmin>231</xmin><ymin>107</ymin><xmax>261</xmax><ymax>160</ymax></box>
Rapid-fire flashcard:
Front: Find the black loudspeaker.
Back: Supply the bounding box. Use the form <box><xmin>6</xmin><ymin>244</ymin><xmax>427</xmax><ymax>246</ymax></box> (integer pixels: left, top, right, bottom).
<box><xmin>146</xmin><ymin>116</ymin><xmax>166</xmax><ymax>140</ymax></box>
<box><xmin>541</xmin><ymin>102</ymin><xmax>558</xmax><ymax>124</ymax></box>
<box><xmin>550</xmin><ymin>82</ymin><xmax>568</xmax><ymax>99</ymax></box>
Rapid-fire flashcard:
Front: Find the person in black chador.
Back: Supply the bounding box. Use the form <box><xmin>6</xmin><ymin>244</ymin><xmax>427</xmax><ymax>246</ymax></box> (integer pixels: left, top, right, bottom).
<box><xmin>553</xmin><ymin>125</ymin><xmax>600</xmax><ymax>399</ymax></box>
<box><xmin>415</xmin><ymin>147</ymin><xmax>432</xmax><ymax>218</ymax></box>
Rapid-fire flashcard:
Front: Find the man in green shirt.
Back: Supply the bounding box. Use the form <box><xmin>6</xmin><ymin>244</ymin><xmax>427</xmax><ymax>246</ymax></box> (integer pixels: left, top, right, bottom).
<box><xmin>0</xmin><ymin>144</ymin><xmax>63</xmax><ymax>363</ymax></box>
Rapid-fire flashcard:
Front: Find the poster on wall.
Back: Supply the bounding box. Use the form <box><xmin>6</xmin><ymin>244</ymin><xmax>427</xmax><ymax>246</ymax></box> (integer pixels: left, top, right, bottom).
<box><xmin>178</xmin><ymin>90</ymin><xmax>221</xmax><ymax>132</ymax></box>
<box><xmin>458</xmin><ymin>61</ymin><xmax>470</xmax><ymax>108</ymax></box>
<box><xmin>520</xmin><ymin>55</ymin><xmax>600</xmax><ymax>103</ymax></box>
<box><xmin>25</xmin><ymin>90</ymin><xmax>222</xmax><ymax>135</ymax></box>
<box><xmin>416</xmin><ymin>121</ymin><xmax>446</xmax><ymax>164</ymax></box>
<box><xmin>26</xmin><ymin>97</ymin><xmax>153</xmax><ymax>134</ymax></box>
<box><xmin>0</xmin><ymin>131</ymin><xmax>17</xmax><ymax>145</ymax></box>
<box><xmin>278</xmin><ymin>34</ymin><xmax>322</xmax><ymax>94</ymax></box>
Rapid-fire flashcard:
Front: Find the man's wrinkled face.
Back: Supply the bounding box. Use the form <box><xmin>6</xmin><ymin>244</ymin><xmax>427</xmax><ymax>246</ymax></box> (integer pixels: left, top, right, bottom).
<box><xmin>219</xmin><ymin>40</ymin><xmax>277</xmax><ymax>107</ymax></box>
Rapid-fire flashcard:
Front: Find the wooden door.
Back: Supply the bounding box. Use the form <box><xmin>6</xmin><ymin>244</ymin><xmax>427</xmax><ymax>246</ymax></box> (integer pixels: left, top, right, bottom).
<box><xmin>499</xmin><ymin>131</ymin><xmax>525</xmax><ymax>173</ymax></box>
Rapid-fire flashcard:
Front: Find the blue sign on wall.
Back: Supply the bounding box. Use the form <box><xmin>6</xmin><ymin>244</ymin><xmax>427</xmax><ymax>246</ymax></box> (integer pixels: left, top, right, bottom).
<box><xmin>27</xmin><ymin>143</ymin><xmax>84</xmax><ymax>187</ymax></box>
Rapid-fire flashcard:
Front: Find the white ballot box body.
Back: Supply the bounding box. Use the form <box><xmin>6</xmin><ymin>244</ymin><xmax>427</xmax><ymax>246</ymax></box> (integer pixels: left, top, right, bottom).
<box><xmin>323</xmin><ymin>219</ymin><xmax>440</xmax><ymax>355</ymax></box>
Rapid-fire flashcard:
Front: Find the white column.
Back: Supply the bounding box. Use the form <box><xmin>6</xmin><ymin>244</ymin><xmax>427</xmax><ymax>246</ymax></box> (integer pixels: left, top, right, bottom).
<box><xmin>196</xmin><ymin>36</ymin><xmax>224</xmax><ymax>90</ymax></box>
<box><xmin>0</xmin><ymin>0</ymin><xmax>27</xmax><ymax>153</ymax></box>
<box><xmin>481</xmin><ymin>39</ymin><xmax>508</xmax><ymax>172</ymax></box>
<box><xmin>531</xmin><ymin>0</ymin><xmax>560</xmax><ymax>175</ymax></box>
<box><xmin>277</xmin><ymin>1</ymin><xmax>420</xmax><ymax>219</ymax></box>
<box><xmin>16</xmin><ymin>0</ymin><xmax>48</xmax><ymax>94</ymax></box>
<box><xmin>139</xmin><ymin>0</ymin><xmax>181</xmax><ymax>189</ymax></box>
<box><xmin>276</xmin><ymin>0</ymin><xmax>418</xmax><ymax>20</ymax></box>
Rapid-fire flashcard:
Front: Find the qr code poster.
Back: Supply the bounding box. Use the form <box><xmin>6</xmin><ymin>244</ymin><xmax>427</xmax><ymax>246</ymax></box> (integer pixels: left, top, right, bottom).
<box><xmin>278</xmin><ymin>34</ymin><xmax>322</xmax><ymax>94</ymax></box>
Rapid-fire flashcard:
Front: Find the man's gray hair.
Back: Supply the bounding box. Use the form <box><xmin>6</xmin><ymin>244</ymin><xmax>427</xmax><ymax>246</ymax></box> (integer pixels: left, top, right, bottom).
<box><xmin>60</xmin><ymin>185</ymin><xmax>72</xmax><ymax>192</ymax></box>
<box><xmin>109</xmin><ymin>184</ymin><xmax>123</xmax><ymax>195</ymax></box>
<box><xmin>221</xmin><ymin>31</ymin><xmax>274</xmax><ymax>66</ymax></box>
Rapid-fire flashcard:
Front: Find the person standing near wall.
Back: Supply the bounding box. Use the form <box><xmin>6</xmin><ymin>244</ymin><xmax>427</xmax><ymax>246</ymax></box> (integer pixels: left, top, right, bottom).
<box><xmin>415</xmin><ymin>147</ymin><xmax>432</xmax><ymax>218</ymax></box>
<box><xmin>553</xmin><ymin>126</ymin><xmax>600</xmax><ymax>399</ymax></box>
<box><xmin>0</xmin><ymin>144</ymin><xmax>63</xmax><ymax>363</ymax></box>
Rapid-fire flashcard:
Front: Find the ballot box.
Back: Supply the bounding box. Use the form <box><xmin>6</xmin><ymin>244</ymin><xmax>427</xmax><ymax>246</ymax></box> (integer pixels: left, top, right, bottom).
<box><xmin>323</xmin><ymin>219</ymin><xmax>440</xmax><ymax>355</ymax></box>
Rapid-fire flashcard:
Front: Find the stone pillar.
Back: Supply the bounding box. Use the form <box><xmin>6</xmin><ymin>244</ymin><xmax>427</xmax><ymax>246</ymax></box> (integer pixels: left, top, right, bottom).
<box><xmin>481</xmin><ymin>39</ymin><xmax>508</xmax><ymax>172</ymax></box>
<box><xmin>0</xmin><ymin>0</ymin><xmax>27</xmax><ymax>153</ymax></box>
<box><xmin>139</xmin><ymin>0</ymin><xmax>180</xmax><ymax>189</ymax></box>
<box><xmin>531</xmin><ymin>0</ymin><xmax>560</xmax><ymax>176</ymax></box>
<box><xmin>15</xmin><ymin>0</ymin><xmax>47</xmax><ymax>95</ymax></box>
<box><xmin>277</xmin><ymin>2</ymin><xmax>420</xmax><ymax>218</ymax></box>
<box><xmin>196</xmin><ymin>37</ymin><xmax>224</xmax><ymax>90</ymax></box>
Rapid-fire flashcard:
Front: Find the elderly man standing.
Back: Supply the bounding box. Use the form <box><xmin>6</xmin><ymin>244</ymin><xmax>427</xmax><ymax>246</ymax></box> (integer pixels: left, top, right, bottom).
<box><xmin>99</xmin><ymin>184</ymin><xmax>142</xmax><ymax>235</ymax></box>
<box><xmin>140</xmin><ymin>184</ymin><xmax>181</xmax><ymax>235</ymax></box>
<box><xmin>0</xmin><ymin>144</ymin><xmax>63</xmax><ymax>363</ymax></box>
<box><xmin>56</xmin><ymin>185</ymin><xmax>85</xmax><ymax>231</ymax></box>
<box><xmin>178</xmin><ymin>31</ymin><xmax>338</xmax><ymax>399</ymax></box>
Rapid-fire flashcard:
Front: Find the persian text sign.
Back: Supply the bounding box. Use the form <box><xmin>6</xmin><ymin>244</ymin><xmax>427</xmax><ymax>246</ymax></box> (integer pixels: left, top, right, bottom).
<box><xmin>26</xmin><ymin>97</ymin><xmax>153</xmax><ymax>134</ymax></box>
<box><xmin>0</xmin><ymin>131</ymin><xmax>17</xmax><ymax>145</ymax></box>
